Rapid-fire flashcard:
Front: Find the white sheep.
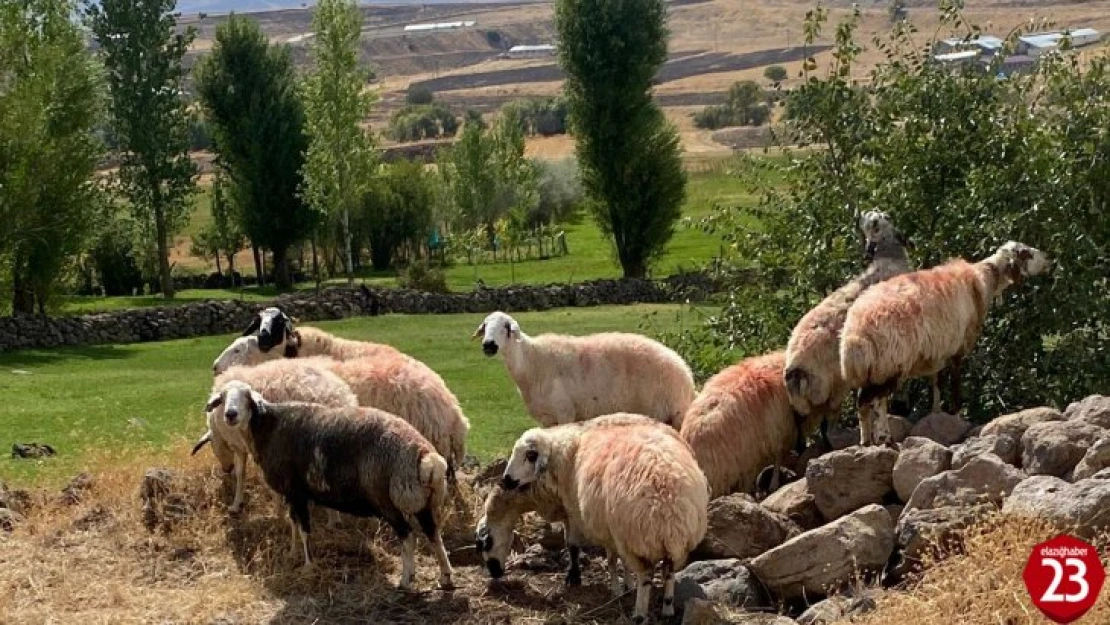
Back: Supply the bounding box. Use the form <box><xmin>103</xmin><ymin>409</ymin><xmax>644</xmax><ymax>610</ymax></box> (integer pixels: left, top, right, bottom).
<box><xmin>213</xmin><ymin>335</ymin><xmax>470</xmax><ymax>481</ymax></box>
<box><xmin>840</xmin><ymin>241</ymin><xmax>1051</xmax><ymax>445</ymax></box>
<box><xmin>203</xmin><ymin>381</ymin><xmax>454</xmax><ymax>589</ymax></box>
<box><xmin>473</xmin><ymin>311</ymin><xmax>696</xmax><ymax>428</ymax></box>
<box><xmin>783</xmin><ymin>210</ymin><xmax>913</xmax><ymax>450</ymax></box>
<box><xmin>680</xmin><ymin>350</ymin><xmax>797</xmax><ymax>499</ymax></box>
<box><xmin>500</xmin><ymin>414</ymin><xmax>709</xmax><ymax>623</ymax></box>
<box><xmin>191</xmin><ymin>359</ymin><xmax>359</xmax><ymax>514</ymax></box>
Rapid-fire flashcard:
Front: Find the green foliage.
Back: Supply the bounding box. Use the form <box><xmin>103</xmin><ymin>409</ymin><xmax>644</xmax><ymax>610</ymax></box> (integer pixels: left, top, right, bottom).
<box><xmin>0</xmin><ymin>0</ymin><xmax>107</xmax><ymax>313</ymax></box>
<box><xmin>464</xmin><ymin>109</ymin><xmax>487</xmax><ymax>130</ymax></box>
<box><xmin>670</xmin><ymin>6</ymin><xmax>1110</xmax><ymax>420</ymax></box>
<box><xmin>763</xmin><ymin>64</ymin><xmax>788</xmax><ymax>82</ymax></box>
<box><xmin>300</xmin><ymin>0</ymin><xmax>378</xmax><ymax>286</ymax></box>
<box><xmin>405</xmin><ymin>86</ymin><xmax>434</xmax><ymax>105</ymax></box>
<box><xmin>556</xmin><ymin>0</ymin><xmax>687</xmax><ymax>278</ymax></box>
<box><xmin>502</xmin><ymin>96</ymin><xmax>569</xmax><ymax>136</ymax></box>
<box><xmin>189</xmin><ymin>173</ymin><xmax>246</xmax><ymax>275</ymax></box>
<box><xmin>194</xmin><ymin>15</ymin><xmax>313</xmax><ymax>288</ymax></box>
<box><xmin>88</xmin><ymin>217</ymin><xmax>145</xmax><ymax>296</ymax></box>
<box><xmin>387</xmin><ymin>103</ymin><xmax>459</xmax><ymax>142</ymax></box>
<box><xmin>529</xmin><ymin>158</ymin><xmax>584</xmax><ymax>226</ymax></box>
<box><xmin>86</xmin><ymin>0</ymin><xmax>197</xmax><ymax>299</ymax></box>
<box><xmin>188</xmin><ymin>114</ymin><xmax>212</xmax><ymax>151</ymax></box>
<box><xmin>357</xmin><ymin>160</ymin><xmax>435</xmax><ymax>270</ymax></box>
<box><xmin>396</xmin><ymin>261</ymin><xmax>449</xmax><ymax>293</ymax></box>
<box><xmin>693</xmin><ymin>80</ymin><xmax>771</xmax><ymax>129</ymax></box>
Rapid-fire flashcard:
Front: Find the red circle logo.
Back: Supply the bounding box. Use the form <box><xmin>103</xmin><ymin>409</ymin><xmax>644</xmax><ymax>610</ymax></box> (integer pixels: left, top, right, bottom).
<box><xmin>1023</xmin><ymin>534</ymin><xmax>1106</xmax><ymax>624</ymax></box>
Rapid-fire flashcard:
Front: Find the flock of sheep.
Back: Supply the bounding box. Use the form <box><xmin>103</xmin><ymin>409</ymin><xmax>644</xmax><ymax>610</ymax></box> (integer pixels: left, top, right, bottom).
<box><xmin>191</xmin><ymin>210</ymin><xmax>1050</xmax><ymax>623</ymax></box>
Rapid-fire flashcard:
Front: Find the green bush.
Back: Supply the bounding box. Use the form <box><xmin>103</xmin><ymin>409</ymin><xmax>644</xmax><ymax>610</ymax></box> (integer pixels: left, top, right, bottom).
<box><xmin>763</xmin><ymin>64</ymin><xmax>788</xmax><ymax>82</ymax></box>
<box><xmin>693</xmin><ymin>80</ymin><xmax>771</xmax><ymax>129</ymax></box>
<box><xmin>357</xmin><ymin>160</ymin><xmax>436</xmax><ymax>270</ymax></box>
<box><xmin>405</xmin><ymin>86</ymin><xmax>434</xmax><ymax>105</ymax></box>
<box><xmin>501</xmin><ymin>97</ymin><xmax>569</xmax><ymax>136</ymax></box>
<box><xmin>397</xmin><ymin>261</ymin><xmax>448</xmax><ymax>293</ymax></box>
<box><xmin>89</xmin><ymin>226</ymin><xmax>144</xmax><ymax>296</ymax></box>
<box><xmin>528</xmin><ymin>158</ymin><xmax>584</xmax><ymax>226</ymax></box>
<box><xmin>387</xmin><ymin>103</ymin><xmax>459</xmax><ymax>142</ymax></box>
<box><xmin>664</xmin><ymin>6</ymin><xmax>1110</xmax><ymax>420</ymax></box>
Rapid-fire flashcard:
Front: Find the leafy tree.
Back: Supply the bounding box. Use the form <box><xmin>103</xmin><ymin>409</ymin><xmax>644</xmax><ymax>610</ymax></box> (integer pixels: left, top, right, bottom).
<box><xmin>357</xmin><ymin>160</ymin><xmax>435</xmax><ymax>270</ymax></box>
<box><xmin>693</xmin><ymin>80</ymin><xmax>771</xmax><ymax>129</ymax></box>
<box><xmin>190</xmin><ymin>172</ymin><xmax>246</xmax><ymax>276</ymax></box>
<box><xmin>194</xmin><ymin>15</ymin><xmax>314</xmax><ymax>289</ymax></box>
<box><xmin>0</xmin><ymin>0</ymin><xmax>107</xmax><ymax>313</ymax></box>
<box><xmin>502</xmin><ymin>96</ymin><xmax>569</xmax><ymax>136</ymax></box>
<box><xmin>86</xmin><ymin>0</ymin><xmax>197</xmax><ymax>299</ymax></box>
<box><xmin>301</xmin><ymin>0</ymin><xmax>377</xmax><ymax>287</ymax></box>
<box><xmin>666</xmin><ymin>6</ymin><xmax>1110</xmax><ymax>420</ymax></box>
<box><xmin>556</xmin><ymin>0</ymin><xmax>687</xmax><ymax>278</ymax></box>
<box><xmin>530</xmin><ymin>158</ymin><xmax>584</xmax><ymax>226</ymax></box>
<box><xmin>405</xmin><ymin>86</ymin><xmax>435</xmax><ymax>105</ymax></box>
<box><xmin>387</xmin><ymin>103</ymin><xmax>458</xmax><ymax>142</ymax></box>
<box><xmin>764</xmin><ymin>64</ymin><xmax>788</xmax><ymax>82</ymax></box>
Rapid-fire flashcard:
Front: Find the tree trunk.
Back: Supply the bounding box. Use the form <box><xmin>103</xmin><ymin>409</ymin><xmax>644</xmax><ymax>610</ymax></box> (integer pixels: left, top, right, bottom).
<box><xmin>620</xmin><ymin>256</ymin><xmax>647</xmax><ymax>279</ymax></box>
<box><xmin>272</xmin><ymin>246</ymin><xmax>292</xmax><ymax>290</ymax></box>
<box><xmin>214</xmin><ymin>252</ymin><xmax>223</xmax><ymax>276</ymax></box>
<box><xmin>155</xmin><ymin>209</ymin><xmax>175</xmax><ymax>298</ymax></box>
<box><xmin>311</xmin><ymin>234</ymin><xmax>321</xmax><ymax>294</ymax></box>
<box><xmin>252</xmin><ymin>244</ymin><xmax>264</xmax><ymax>287</ymax></box>
<box><xmin>226</xmin><ymin>251</ymin><xmax>236</xmax><ymax>276</ymax></box>
<box><xmin>341</xmin><ymin>206</ymin><xmax>354</xmax><ymax>287</ymax></box>
<box><xmin>11</xmin><ymin>260</ymin><xmax>34</xmax><ymax>315</ymax></box>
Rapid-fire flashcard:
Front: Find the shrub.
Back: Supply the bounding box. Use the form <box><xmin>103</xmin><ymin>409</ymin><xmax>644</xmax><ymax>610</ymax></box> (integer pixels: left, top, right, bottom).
<box><xmin>89</xmin><ymin>227</ymin><xmax>144</xmax><ymax>296</ymax></box>
<box><xmin>387</xmin><ymin>103</ymin><xmax>459</xmax><ymax>142</ymax></box>
<box><xmin>397</xmin><ymin>261</ymin><xmax>448</xmax><ymax>293</ymax></box>
<box><xmin>763</xmin><ymin>64</ymin><xmax>787</xmax><ymax>82</ymax></box>
<box><xmin>357</xmin><ymin>160</ymin><xmax>435</xmax><ymax>270</ymax></box>
<box><xmin>528</xmin><ymin>158</ymin><xmax>584</xmax><ymax>226</ymax></box>
<box><xmin>663</xmin><ymin>6</ymin><xmax>1110</xmax><ymax>420</ymax></box>
<box><xmin>501</xmin><ymin>96</ymin><xmax>569</xmax><ymax>136</ymax></box>
<box><xmin>405</xmin><ymin>86</ymin><xmax>434</xmax><ymax>105</ymax></box>
<box><xmin>692</xmin><ymin>80</ymin><xmax>771</xmax><ymax>129</ymax></box>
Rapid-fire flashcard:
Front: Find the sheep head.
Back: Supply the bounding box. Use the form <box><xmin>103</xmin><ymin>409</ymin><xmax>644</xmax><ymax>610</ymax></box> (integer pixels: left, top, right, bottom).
<box><xmin>988</xmin><ymin>241</ymin><xmax>1051</xmax><ymax>293</ymax></box>
<box><xmin>502</xmin><ymin>428</ymin><xmax>550</xmax><ymax>490</ymax></box>
<box><xmin>475</xmin><ymin>486</ymin><xmax>522</xmax><ymax>579</ymax></box>
<box><xmin>859</xmin><ymin>210</ymin><xmax>913</xmax><ymax>261</ymax></box>
<box><xmin>205</xmin><ymin>380</ymin><xmax>268</xmax><ymax>428</ymax></box>
<box><xmin>212</xmin><ymin>335</ymin><xmax>275</xmax><ymax>375</ymax></box>
<box><xmin>474</xmin><ymin>311</ymin><xmax>521</xmax><ymax>357</ymax></box>
<box><xmin>242</xmin><ymin>307</ymin><xmax>295</xmax><ymax>353</ymax></box>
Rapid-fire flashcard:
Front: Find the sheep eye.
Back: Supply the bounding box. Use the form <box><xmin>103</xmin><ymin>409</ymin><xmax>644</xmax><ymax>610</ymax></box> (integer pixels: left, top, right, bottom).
<box><xmin>526</xmin><ymin>450</ymin><xmax>538</xmax><ymax>463</ymax></box>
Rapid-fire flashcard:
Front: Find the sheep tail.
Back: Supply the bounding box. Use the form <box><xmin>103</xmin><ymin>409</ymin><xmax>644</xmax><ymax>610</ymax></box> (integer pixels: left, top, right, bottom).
<box><xmin>191</xmin><ymin>430</ymin><xmax>213</xmax><ymax>456</ymax></box>
<box><xmin>840</xmin><ymin>334</ymin><xmax>873</xmax><ymax>390</ymax></box>
<box><xmin>420</xmin><ymin>452</ymin><xmax>450</xmax><ymax>521</ymax></box>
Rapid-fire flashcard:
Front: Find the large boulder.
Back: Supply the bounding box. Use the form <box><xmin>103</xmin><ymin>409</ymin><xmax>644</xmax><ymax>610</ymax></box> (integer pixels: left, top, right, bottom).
<box><xmin>908</xmin><ymin>412</ymin><xmax>971</xmax><ymax>446</ymax></box>
<box><xmin>887</xmin><ymin>416</ymin><xmax>913</xmax><ymax>445</ymax></box>
<box><xmin>1002</xmin><ymin>470</ymin><xmax>1110</xmax><ymax>539</ymax></box>
<box><xmin>1072</xmin><ymin>437</ymin><xmax>1110</xmax><ymax>481</ymax></box>
<box><xmin>1065</xmin><ymin>395</ymin><xmax>1110</xmax><ymax>429</ymax></box>
<box><xmin>905</xmin><ymin>454</ymin><xmax>1024</xmax><ymax>511</ymax></box>
<box><xmin>807</xmin><ymin>446</ymin><xmax>898</xmax><ymax>521</ymax></box>
<box><xmin>894</xmin><ymin>505</ymin><xmax>992</xmax><ymax>569</ymax></box>
<box><xmin>892</xmin><ymin>437</ymin><xmax>952</xmax><ymax>503</ymax></box>
<box><xmin>673</xmin><ymin>559</ymin><xmax>770</xmax><ymax>613</ymax></box>
<box><xmin>950</xmin><ymin>434</ymin><xmax>1019</xmax><ymax>470</ymax></box>
<box><xmin>1021</xmin><ymin>420</ymin><xmax>1106</xmax><ymax>478</ymax></box>
<box><xmin>693</xmin><ymin>494</ymin><xmax>800</xmax><ymax>560</ymax></box>
<box><xmin>749</xmin><ymin>504</ymin><xmax>894</xmax><ymax>600</ymax></box>
<box><xmin>981</xmin><ymin>407</ymin><xmax>1064</xmax><ymax>440</ymax></box>
<box><xmin>761</xmin><ymin>479</ymin><xmax>822</xmax><ymax>531</ymax></box>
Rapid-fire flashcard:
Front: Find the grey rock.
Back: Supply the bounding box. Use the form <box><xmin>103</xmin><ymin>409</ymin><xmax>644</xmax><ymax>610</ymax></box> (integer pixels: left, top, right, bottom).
<box><xmin>673</xmin><ymin>559</ymin><xmax>770</xmax><ymax>612</ymax></box>
<box><xmin>1002</xmin><ymin>473</ymin><xmax>1110</xmax><ymax>539</ymax></box>
<box><xmin>807</xmin><ymin>446</ymin><xmax>898</xmax><ymax>521</ymax></box>
<box><xmin>887</xmin><ymin>416</ymin><xmax>913</xmax><ymax>444</ymax></box>
<box><xmin>905</xmin><ymin>454</ymin><xmax>1024</xmax><ymax>511</ymax></box>
<box><xmin>1065</xmin><ymin>395</ymin><xmax>1110</xmax><ymax>429</ymax></box>
<box><xmin>761</xmin><ymin>479</ymin><xmax>822</xmax><ymax>531</ymax></box>
<box><xmin>1072</xmin><ymin>437</ymin><xmax>1110</xmax><ymax>481</ymax></box>
<box><xmin>950</xmin><ymin>434</ymin><xmax>1020</xmax><ymax>470</ymax></box>
<box><xmin>908</xmin><ymin>412</ymin><xmax>972</xmax><ymax>446</ymax></box>
<box><xmin>0</xmin><ymin>507</ymin><xmax>23</xmax><ymax>532</ymax></box>
<box><xmin>884</xmin><ymin>504</ymin><xmax>904</xmax><ymax>525</ymax></box>
<box><xmin>693</xmin><ymin>493</ymin><xmax>800</xmax><ymax>561</ymax></box>
<box><xmin>895</xmin><ymin>505</ymin><xmax>991</xmax><ymax>565</ymax></box>
<box><xmin>749</xmin><ymin>504</ymin><xmax>894</xmax><ymax>600</ymax></box>
<box><xmin>797</xmin><ymin>590</ymin><xmax>880</xmax><ymax>625</ymax></box>
<box><xmin>981</xmin><ymin>407</ymin><xmax>1064</xmax><ymax>440</ymax></box>
<box><xmin>892</xmin><ymin>437</ymin><xmax>952</xmax><ymax>503</ymax></box>
<box><xmin>681</xmin><ymin>598</ymin><xmax>722</xmax><ymax>625</ymax></box>
<box><xmin>1021</xmin><ymin>420</ymin><xmax>1106</xmax><ymax>478</ymax></box>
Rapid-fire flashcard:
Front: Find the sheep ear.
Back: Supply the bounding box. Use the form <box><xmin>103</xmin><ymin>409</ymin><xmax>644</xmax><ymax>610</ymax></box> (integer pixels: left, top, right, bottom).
<box><xmin>241</xmin><ymin>316</ymin><xmax>261</xmax><ymax>337</ymax></box>
<box><xmin>283</xmin><ymin>330</ymin><xmax>301</xmax><ymax>358</ymax></box>
<box><xmin>535</xmin><ymin>453</ymin><xmax>548</xmax><ymax>477</ymax></box>
<box><xmin>191</xmin><ymin>430</ymin><xmax>213</xmax><ymax>456</ymax></box>
<box><xmin>249</xmin><ymin>391</ymin><xmax>268</xmax><ymax>414</ymax></box>
<box><xmin>510</xmin><ymin>320</ymin><xmax>521</xmax><ymax>341</ymax></box>
<box><xmin>205</xmin><ymin>392</ymin><xmax>223</xmax><ymax>412</ymax></box>
<box><xmin>472</xmin><ymin>322</ymin><xmax>486</xmax><ymax>340</ymax></box>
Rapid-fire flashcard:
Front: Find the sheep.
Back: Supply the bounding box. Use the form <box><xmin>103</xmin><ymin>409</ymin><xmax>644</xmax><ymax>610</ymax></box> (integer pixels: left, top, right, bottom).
<box><xmin>473</xmin><ymin>311</ymin><xmax>696</xmax><ymax>428</ymax></box>
<box><xmin>191</xmin><ymin>359</ymin><xmax>359</xmax><ymax>514</ymax></box>
<box><xmin>680</xmin><ymin>351</ymin><xmax>798</xmax><ymax>499</ymax></box>
<box><xmin>840</xmin><ymin>241</ymin><xmax>1051</xmax><ymax>446</ymax></box>
<box><xmin>499</xmin><ymin>414</ymin><xmax>709</xmax><ymax>623</ymax></box>
<box><xmin>240</xmin><ymin>307</ymin><xmax>295</xmax><ymax>353</ymax></box>
<box><xmin>213</xmin><ymin>335</ymin><xmax>470</xmax><ymax>482</ymax></box>
<box><xmin>783</xmin><ymin>210</ymin><xmax>914</xmax><ymax>451</ymax></box>
<box><xmin>204</xmin><ymin>381</ymin><xmax>455</xmax><ymax>590</ymax></box>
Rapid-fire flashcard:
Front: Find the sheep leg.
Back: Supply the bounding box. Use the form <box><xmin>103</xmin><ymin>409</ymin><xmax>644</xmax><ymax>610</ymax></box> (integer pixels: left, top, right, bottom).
<box><xmin>949</xmin><ymin>357</ymin><xmax>964</xmax><ymax>414</ymax></box>
<box><xmin>416</xmin><ymin>507</ymin><xmax>454</xmax><ymax>590</ymax></box>
<box><xmin>289</xmin><ymin>500</ymin><xmax>312</xmax><ymax>567</ymax></box>
<box><xmin>661</xmin><ymin>560</ymin><xmax>676</xmax><ymax>618</ymax></box>
<box><xmin>398</xmin><ymin>530</ymin><xmax>417</xmax><ymax>590</ymax></box>
<box><xmin>326</xmin><ymin>509</ymin><xmax>343</xmax><ymax>529</ymax></box>
<box><xmin>229</xmin><ymin>452</ymin><xmax>246</xmax><ymax>514</ymax></box>
<box><xmin>607</xmin><ymin>550</ymin><xmax>623</xmax><ymax>596</ymax></box>
<box><xmin>857</xmin><ymin>394</ymin><xmax>875</xmax><ymax>447</ymax></box>
<box><xmin>566</xmin><ymin>545</ymin><xmax>582</xmax><ymax>586</ymax></box>
<box><xmin>874</xmin><ymin>396</ymin><xmax>894</xmax><ymax>447</ymax></box>
<box><xmin>631</xmin><ymin>560</ymin><xmax>652</xmax><ymax>624</ymax></box>
<box><xmin>819</xmin><ymin>416</ymin><xmax>831</xmax><ymax>450</ymax></box>
<box><xmin>929</xmin><ymin>373</ymin><xmax>943</xmax><ymax>413</ymax></box>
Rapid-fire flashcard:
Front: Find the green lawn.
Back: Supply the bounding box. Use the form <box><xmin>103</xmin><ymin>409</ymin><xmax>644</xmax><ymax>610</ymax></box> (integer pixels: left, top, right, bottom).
<box><xmin>58</xmin><ymin>165</ymin><xmax>762</xmax><ymax>314</ymax></box>
<box><xmin>0</xmin><ymin>304</ymin><xmax>707</xmax><ymax>487</ymax></box>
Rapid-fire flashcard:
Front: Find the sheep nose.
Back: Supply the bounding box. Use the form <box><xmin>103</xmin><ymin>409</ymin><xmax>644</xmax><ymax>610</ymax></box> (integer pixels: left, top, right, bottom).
<box><xmin>482</xmin><ymin>341</ymin><xmax>499</xmax><ymax>356</ymax></box>
<box><xmin>225</xmin><ymin>408</ymin><xmax>239</xmax><ymax>424</ymax></box>
<box><xmin>501</xmin><ymin>475</ymin><xmax>519</xmax><ymax>490</ymax></box>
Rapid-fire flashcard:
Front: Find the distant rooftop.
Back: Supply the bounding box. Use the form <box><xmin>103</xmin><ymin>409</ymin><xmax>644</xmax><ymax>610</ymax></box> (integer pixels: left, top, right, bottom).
<box><xmin>508</xmin><ymin>44</ymin><xmax>556</xmax><ymax>52</ymax></box>
<box><xmin>1019</xmin><ymin>28</ymin><xmax>1100</xmax><ymax>48</ymax></box>
<box><xmin>403</xmin><ymin>21</ymin><xmax>476</xmax><ymax>32</ymax></box>
<box><xmin>934</xmin><ymin>49</ymin><xmax>981</xmax><ymax>62</ymax></box>
<box><xmin>941</xmin><ymin>35</ymin><xmax>1004</xmax><ymax>50</ymax></box>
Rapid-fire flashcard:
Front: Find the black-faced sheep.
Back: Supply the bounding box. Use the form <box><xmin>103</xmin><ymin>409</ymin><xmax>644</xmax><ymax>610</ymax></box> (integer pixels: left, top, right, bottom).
<box><xmin>473</xmin><ymin>311</ymin><xmax>695</xmax><ymax>428</ymax></box>
<box><xmin>783</xmin><ymin>210</ymin><xmax>914</xmax><ymax>450</ymax></box>
<box><xmin>204</xmin><ymin>381</ymin><xmax>454</xmax><ymax>590</ymax></box>
<box><xmin>213</xmin><ymin>335</ymin><xmax>470</xmax><ymax>481</ymax></box>
<box><xmin>500</xmin><ymin>414</ymin><xmax>708</xmax><ymax>623</ymax></box>
<box><xmin>840</xmin><ymin>241</ymin><xmax>1051</xmax><ymax>445</ymax></box>
<box><xmin>191</xmin><ymin>359</ymin><xmax>359</xmax><ymax>514</ymax></box>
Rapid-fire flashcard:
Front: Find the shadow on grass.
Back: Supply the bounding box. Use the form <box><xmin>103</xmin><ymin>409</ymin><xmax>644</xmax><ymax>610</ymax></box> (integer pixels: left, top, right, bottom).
<box><xmin>0</xmin><ymin>344</ymin><xmax>137</xmax><ymax>368</ymax></box>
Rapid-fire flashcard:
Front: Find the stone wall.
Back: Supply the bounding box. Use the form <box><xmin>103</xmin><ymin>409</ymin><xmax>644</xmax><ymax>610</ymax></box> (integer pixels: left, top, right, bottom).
<box><xmin>0</xmin><ymin>273</ymin><xmax>726</xmax><ymax>352</ymax></box>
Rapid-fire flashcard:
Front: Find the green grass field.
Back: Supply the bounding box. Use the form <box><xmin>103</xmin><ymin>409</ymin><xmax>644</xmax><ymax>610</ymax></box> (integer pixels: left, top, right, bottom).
<box><xmin>58</xmin><ymin>165</ymin><xmax>761</xmax><ymax>314</ymax></box>
<box><xmin>0</xmin><ymin>304</ymin><xmax>708</xmax><ymax>487</ymax></box>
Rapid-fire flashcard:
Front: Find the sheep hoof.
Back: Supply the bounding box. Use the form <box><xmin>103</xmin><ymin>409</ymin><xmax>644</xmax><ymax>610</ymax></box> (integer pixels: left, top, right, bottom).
<box><xmin>631</xmin><ymin>616</ymin><xmax>646</xmax><ymax>625</ymax></box>
<box><xmin>228</xmin><ymin>504</ymin><xmax>242</xmax><ymax>516</ymax></box>
<box><xmin>438</xmin><ymin>575</ymin><xmax>455</xmax><ymax>590</ymax></box>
